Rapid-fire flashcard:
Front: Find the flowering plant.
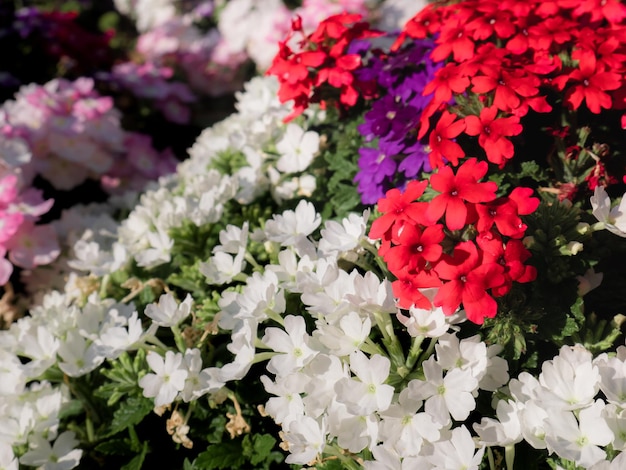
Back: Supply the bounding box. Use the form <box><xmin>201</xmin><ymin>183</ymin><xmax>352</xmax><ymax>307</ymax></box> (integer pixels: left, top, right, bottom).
<box><xmin>3</xmin><ymin>1</ymin><xmax>626</xmax><ymax>470</ymax></box>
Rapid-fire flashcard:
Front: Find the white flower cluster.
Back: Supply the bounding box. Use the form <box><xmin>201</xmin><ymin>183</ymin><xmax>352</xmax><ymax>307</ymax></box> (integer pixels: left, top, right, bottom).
<box><xmin>0</xmin><ymin>291</ymin><xmax>157</xmax><ymax>468</ymax></box>
<box><xmin>189</xmin><ymin>200</ymin><xmax>500</xmax><ymax>467</ymax></box>
<box><xmin>476</xmin><ymin>344</ymin><xmax>626</xmax><ymax>469</ymax></box>
<box><xmin>84</xmin><ymin>76</ymin><xmax>323</xmax><ymax>271</ymax></box>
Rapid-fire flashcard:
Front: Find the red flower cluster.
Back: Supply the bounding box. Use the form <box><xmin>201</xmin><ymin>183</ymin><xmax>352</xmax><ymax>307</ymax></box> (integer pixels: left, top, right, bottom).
<box><xmin>369</xmin><ymin>158</ymin><xmax>539</xmax><ymax>324</ymax></box>
<box><xmin>267</xmin><ymin>13</ymin><xmax>382</xmax><ymax>121</ymax></box>
<box><xmin>394</xmin><ymin>0</ymin><xmax>626</xmax><ymax>170</ymax></box>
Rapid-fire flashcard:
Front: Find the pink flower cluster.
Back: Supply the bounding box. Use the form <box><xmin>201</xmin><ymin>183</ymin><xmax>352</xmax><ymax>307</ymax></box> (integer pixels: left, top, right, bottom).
<box><xmin>136</xmin><ymin>14</ymin><xmax>249</xmax><ymax>97</ymax></box>
<box><xmin>0</xmin><ymin>77</ymin><xmax>180</xmax><ymax>285</ymax></box>
<box><xmin>2</xmin><ymin>77</ymin><xmax>125</xmax><ymax>190</ymax></box>
<box><xmin>0</xmin><ymin>173</ymin><xmax>58</xmax><ymax>284</ymax></box>
<box><xmin>1</xmin><ymin>77</ymin><xmax>178</xmax><ymax>193</ymax></box>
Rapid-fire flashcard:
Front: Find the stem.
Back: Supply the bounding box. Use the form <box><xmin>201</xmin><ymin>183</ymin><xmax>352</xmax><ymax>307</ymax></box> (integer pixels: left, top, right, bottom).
<box><xmin>171</xmin><ymin>325</ymin><xmax>187</xmax><ymax>353</ymax></box>
<box><xmin>416</xmin><ymin>336</ymin><xmax>437</xmax><ymax>367</ymax></box>
<box><xmin>99</xmin><ymin>274</ymin><xmax>110</xmax><ymax>299</ymax></box>
<box><xmin>505</xmin><ymin>445</ymin><xmax>515</xmax><ymax>470</ymax></box>
<box><xmin>404</xmin><ymin>335</ymin><xmax>425</xmax><ymax>370</ymax></box>
<box><xmin>86</xmin><ymin>416</ymin><xmax>95</xmax><ymax>443</ymax></box>
<box><xmin>373</xmin><ymin>310</ymin><xmax>405</xmax><ymax>368</ymax></box>
<box><xmin>487</xmin><ymin>447</ymin><xmax>495</xmax><ymax>470</ymax></box>
<box><xmin>244</xmin><ymin>253</ymin><xmax>263</xmax><ymax>271</ymax></box>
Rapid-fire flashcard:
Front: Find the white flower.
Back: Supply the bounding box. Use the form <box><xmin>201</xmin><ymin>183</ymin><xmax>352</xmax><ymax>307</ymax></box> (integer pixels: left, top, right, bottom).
<box><xmin>408</xmin><ymin>357</ymin><xmax>478</xmax><ymax>426</ymax></box>
<box><xmin>538</xmin><ymin>344</ymin><xmax>600</xmax><ymax>411</ymax></box>
<box><xmin>57</xmin><ymin>331</ymin><xmax>104</xmax><ymax>377</ymax></box>
<box><xmin>328</xmin><ymin>403</ymin><xmax>379</xmax><ymax>453</ymax></box>
<box><xmin>144</xmin><ymin>293</ymin><xmax>193</xmax><ymax>328</ymax></box>
<box><xmin>284</xmin><ymin>416</ymin><xmax>327</xmax><ymax>465</ymax></box>
<box><xmin>180</xmin><ymin>348</ymin><xmax>206</xmax><ymax>402</ymax></box>
<box><xmin>397</xmin><ymin>303</ymin><xmax>449</xmax><ymax>339</ymax></box>
<box><xmin>577</xmin><ymin>267</ymin><xmax>603</xmax><ymax>296</ymax></box>
<box><xmin>263</xmin><ymin>315</ymin><xmax>317</xmax><ymax>377</ymax></box>
<box><xmin>260</xmin><ymin>373</ymin><xmax>307</xmax><ymax>425</ymax></box>
<box><xmin>594</xmin><ymin>351</ymin><xmax>626</xmax><ymax>406</ymax></box>
<box><xmin>199</xmin><ymin>248</ymin><xmax>246</xmax><ymax>285</ymax></box>
<box><xmin>96</xmin><ymin>311</ymin><xmax>156</xmax><ymax>359</ymax></box>
<box><xmin>378</xmin><ymin>388</ymin><xmax>440</xmax><ymax>458</ymax></box>
<box><xmin>214</xmin><ymin>222</ymin><xmax>249</xmax><ymax>254</ymax></box>
<box><xmin>275</xmin><ymin>123</ymin><xmax>320</xmax><ymax>173</ymax></box>
<box><xmin>473</xmin><ymin>399</ymin><xmax>523</xmax><ymax>446</ymax></box>
<box><xmin>314</xmin><ymin>311</ymin><xmax>371</xmax><ymax>356</ymax></box>
<box><xmin>427</xmin><ymin>426</ymin><xmax>485</xmax><ymax>470</ymax></box>
<box><xmin>589</xmin><ymin>450</ymin><xmax>626</xmax><ymax>469</ymax></box>
<box><xmin>335</xmin><ymin>351</ymin><xmax>394</xmax><ymax>416</ymax></box>
<box><xmin>134</xmin><ymin>228</ymin><xmax>173</xmax><ymax>268</ymax></box>
<box><xmin>545</xmin><ymin>400</ymin><xmax>613</xmax><ymax>468</ymax></box>
<box><xmin>0</xmin><ymin>441</ymin><xmax>18</xmax><ymax>470</ymax></box>
<box><xmin>20</xmin><ymin>431</ymin><xmax>82</xmax><ymax>470</ymax></box>
<box><xmin>590</xmin><ymin>186</ymin><xmax>626</xmax><ymax>237</ymax></box>
<box><xmin>264</xmin><ymin>200</ymin><xmax>321</xmax><ymax>247</ymax></box>
<box><xmin>139</xmin><ymin>350</ymin><xmax>188</xmax><ymax>407</ymax></box>
<box><xmin>302</xmin><ymin>354</ymin><xmax>349</xmax><ymax>418</ymax></box>
<box><xmin>318</xmin><ymin>210</ymin><xmax>370</xmax><ymax>258</ymax></box>
<box><xmin>435</xmin><ymin>333</ymin><xmax>488</xmax><ymax>381</ymax></box>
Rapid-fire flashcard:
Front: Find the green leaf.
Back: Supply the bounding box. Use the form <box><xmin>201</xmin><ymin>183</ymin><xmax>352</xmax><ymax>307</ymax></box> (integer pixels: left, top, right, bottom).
<box><xmin>58</xmin><ymin>399</ymin><xmax>84</xmax><ymax>421</ymax></box>
<box><xmin>120</xmin><ymin>441</ymin><xmax>149</xmax><ymax>470</ymax></box>
<box><xmin>194</xmin><ymin>441</ymin><xmax>246</xmax><ymax>469</ymax></box>
<box><xmin>241</xmin><ymin>434</ymin><xmax>277</xmax><ymax>466</ymax></box>
<box><xmin>95</xmin><ymin>439</ymin><xmax>132</xmax><ymax>456</ymax></box>
<box><xmin>107</xmin><ymin>396</ymin><xmax>154</xmax><ymax>437</ymax></box>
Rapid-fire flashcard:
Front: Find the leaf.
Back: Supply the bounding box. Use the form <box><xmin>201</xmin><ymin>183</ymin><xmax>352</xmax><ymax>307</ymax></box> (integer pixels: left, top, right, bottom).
<box><xmin>241</xmin><ymin>434</ymin><xmax>277</xmax><ymax>466</ymax></box>
<box><xmin>95</xmin><ymin>439</ymin><xmax>131</xmax><ymax>456</ymax></box>
<box><xmin>120</xmin><ymin>441</ymin><xmax>149</xmax><ymax>470</ymax></box>
<box><xmin>107</xmin><ymin>396</ymin><xmax>154</xmax><ymax>437</ymax></box>
<box><xmin>194</xmin><ymin>441</ymin><xmax>246</xmax><ymax>469</ymax></box>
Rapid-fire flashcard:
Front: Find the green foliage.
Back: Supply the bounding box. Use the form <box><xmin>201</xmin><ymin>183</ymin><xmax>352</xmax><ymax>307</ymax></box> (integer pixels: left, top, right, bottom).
<box><xmin>319</xmin><ymin>114</ymin><xmax>366</xmax><ymax>220</ymax></box>
<box><xmin>194</xmin><ymin>441</ymin><xmax>246</xmax><ymax>469</ymax></box>
<box><xmin>104</xmin><ymin>396</ymin><xmax>154</xmax><ymax>438</ymax></box>
<box><xmin>208</xmin><ymin>149</ymin><xmax>249</xmax><ymax>176</ymax></box>
<box><xmin>192</xmin><ymin>434</ymin><xmax>283</xmax><ymax>469</ymax></box>
<box><xmin>95</xmin><ymin>350</ymin><xmax>147</xmax><ymax>406</ymax></box>
<box><xmin>120</xmin><ymin>440</ymin><xmax>149</xmax><ymax>470</ymax></box>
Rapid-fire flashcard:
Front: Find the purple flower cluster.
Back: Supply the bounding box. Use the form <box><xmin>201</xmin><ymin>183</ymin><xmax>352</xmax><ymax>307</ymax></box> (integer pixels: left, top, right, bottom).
<box><xmin>354</xmin><ymin>38</ymin><xmax>441</xmax><ymax>204</ymax></box>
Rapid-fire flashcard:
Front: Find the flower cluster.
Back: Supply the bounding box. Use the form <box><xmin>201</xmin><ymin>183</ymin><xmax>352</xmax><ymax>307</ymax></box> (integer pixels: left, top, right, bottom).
<box><xmin>396</xmin><ymin>0</ymin><xmax>626</xmax><ymax>170</ymax></box>
<box><xmin>369</xmin><ymin>158</ymin><xmax>539</xmax><ymax>324</ymax></box>
<box><xmin>0</xmin><ymin>174</ymin><xmax>57</xmax><ymax>285</ymax></box>
<box><xmin>354</xmin><ymin>37</ymin><xmax>441</xmax><ymax>203</ymax></box>
<box><xmin>0</xmin><ymin>76</ymin><xmax>179</xmax><ymax>297</ymax></box>
<box><xmin>3</xmin><ymin>1</ymin><xmax>626</xmax><ymax>470</ymax></box>
<box><xmin>267</xmin><ymin>12</ymin><xmax>383</xmax><ymax>121</ymax></box>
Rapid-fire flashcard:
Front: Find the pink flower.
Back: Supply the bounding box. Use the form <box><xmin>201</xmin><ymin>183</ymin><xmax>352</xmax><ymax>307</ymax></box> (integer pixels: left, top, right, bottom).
<box><xmin>0</xmin><ymin>210</ymin><xmax>23</xmax><ymax>244</ymax></box>
<box><xmin>4</xmin><ymin>222</ymin><xmax>60</xmax><ymax>269</ymax></box>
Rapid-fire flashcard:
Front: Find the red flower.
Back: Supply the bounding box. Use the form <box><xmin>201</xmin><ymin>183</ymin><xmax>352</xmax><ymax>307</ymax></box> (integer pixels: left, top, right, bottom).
<box><xmin>422</xmin><ymin>63</ymin><xmax>471</xmax><ymax>105</ymax></box>
<box><xmin>464</xmin><ymin>106</ymin><xmax>523</xmax><ymax>167</ymax></box>
<box><xmin>384</xmin><ymin>223</ymin><xmax>444</xmax><ymax>273</ymax></box>
<box><xmin>508</xmin><ymin>187</ymin><xmax>540</xmax><ymax>215</ymax></box>
<box><xmin>554</xmin><ymin>51</ymin><xmax>622</xmax><ymax>113</ymax></box>
<box><xmin>471</xmin><ymin>68</ymin><xmax>541</xmax><ymax>113</ymax></box>
<box><xmin>477</xmin><ymin>233</ymin><xmax>536</xmax><ymax>297</ymax></box>
<box><xmin>427</xmin><ymin>110</ymin><xmax>466</xmax><ymax>168</ymax></box>
<box><xmin>431</xmin><ymin>17</ymin><xmax>476</xmax><ymax>63</ymax></box>
<box><xmin>392</xmin><ymin>268</ymin><xmax>441</xmax><ymax>310</ymax></box>
<box><xmin>476</xmin><ymin>197</ymin><xmax>526</xmax><ymax>238</ymax></box>
<box><xmin>426</xmin><ymin>158</ymin><xmax>498</xmax><ymax>230</ymax></box>
<box><xmin>369</xmin><ymin>180</ymin><xmax>429</xmax><ymax>252</ymax></box>
<box><xmin>466</xmin><ymin>3</ymin><xmax>516</xmax><ymax>41</ymax></box>
<box><xmin>433</xmin><ymin>241</ymin><xmax>505</xmax><ymax>324</ymax></box>
<box><xmin>572</xmin><ymin>0</ymin><xmax>626</xmax><ymax>24</ymax></box>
